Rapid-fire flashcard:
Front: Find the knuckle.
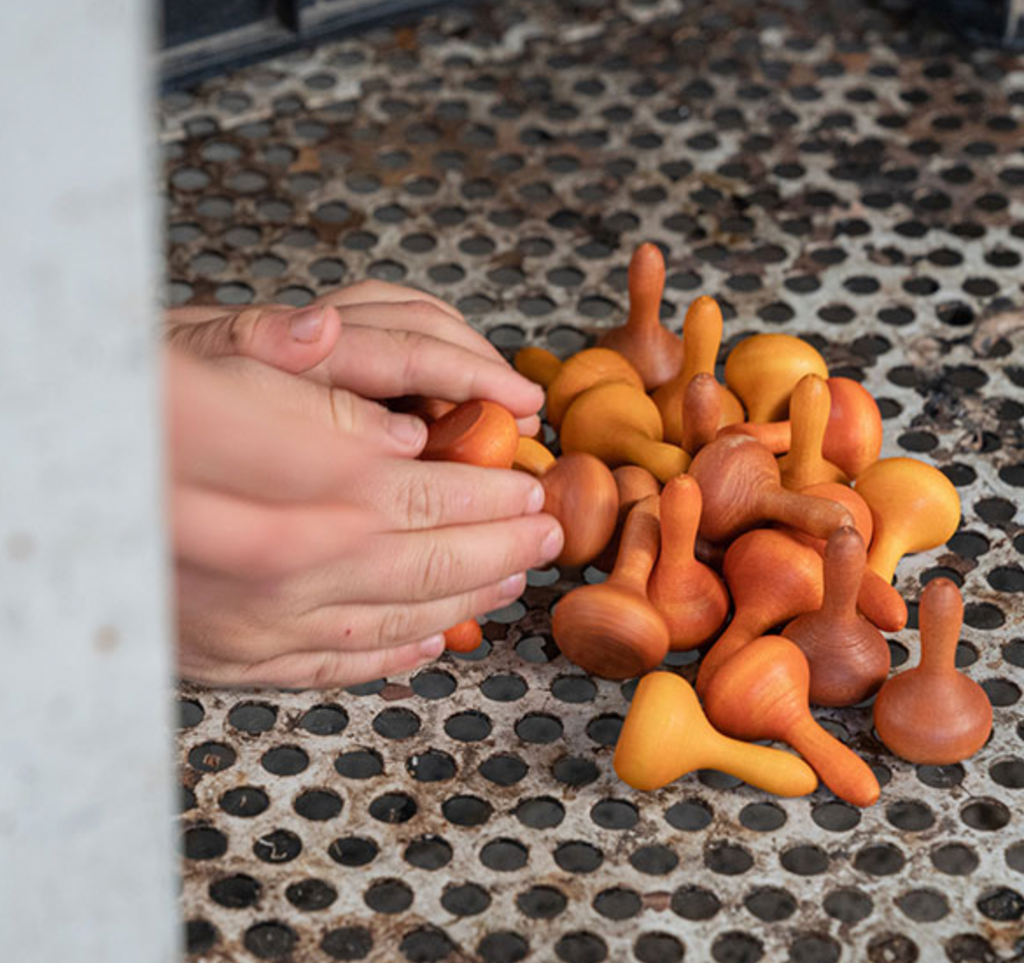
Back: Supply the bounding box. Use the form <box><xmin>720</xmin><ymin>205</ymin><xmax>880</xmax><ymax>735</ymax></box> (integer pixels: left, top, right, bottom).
<box><xmin>414</xmin><ymin>540</ymin><xmax>457</xmax><ymax>600</ymax></box>
<box><xmin>375</xmin><ymin>606</ymin><xmax>416</xmax><ymax>647</ymax></box>
<box><xmin>399</xmin><ymin>472</ymin><xmax>444</xmax><ymax>528</ymax></box>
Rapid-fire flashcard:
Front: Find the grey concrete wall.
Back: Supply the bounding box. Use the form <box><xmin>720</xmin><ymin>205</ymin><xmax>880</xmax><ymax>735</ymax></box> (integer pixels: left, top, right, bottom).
<box><xmin>0</xmin><ymin>2</ymin><xmax>179</xmax><ymax>960</ymax></box>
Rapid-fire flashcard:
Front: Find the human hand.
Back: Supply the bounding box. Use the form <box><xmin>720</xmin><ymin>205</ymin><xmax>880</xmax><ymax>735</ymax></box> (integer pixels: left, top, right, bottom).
<box><xmin>168</xmin><ymin>348</ymin><xmax>563</xmax><ymax>688</ymax></box>
<box><xmin>166</xmin><ymin>281</ymin><xmax>544</xmax><ymax>436</ymax></box>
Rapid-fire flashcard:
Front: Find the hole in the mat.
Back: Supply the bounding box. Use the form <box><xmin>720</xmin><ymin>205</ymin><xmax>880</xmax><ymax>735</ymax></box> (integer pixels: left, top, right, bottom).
<box><xmin>220</xmin><ymin>786</ymin><xmax>269</xmax><ymax>818</ymax></box>
<box><xmin>961</xmin><ymin>798</ymin><xmax>1010</xmax><ymax>831</ymax></box>
<box><xmin>977</xmin><ymin>887</ymin><xmax>1024</xmax><ymax>921</ymax></box>
<box><xmin>445</xmin><ymin>710</ymin><xmax>492</xmax><ymax>742</ymax></box>
<box><xmin>411</xmin><ymin>669</ymin><xmax>456</xmax><ymax>699</ymax></box>
<box><xmin>442</xmin><ymin>883</ymin><xmax>490</xmax><ymax>916</ymax></box>
<box><xmin>634</xmin><ymin>932</ymin><xmax>684</xmax><ymax>963</ymax></box>
<box><xmin>211</xmin><ymin>874</ymin><xmax>262</xmax><ymax>909</ymax></box>
<box><xmin>591</xmin><ymin>799</ymin><xmax>639</xmax><ymax>830</ymax></box>
<box><xmin>261</xmin><ymin>745</ymin><xmax>308</xmax><ymax>777</ymax></box>
<box><xmin>253</xmin><ymin>829</ymin><xmax>301</xmax><ymax>864</ymax></box>
<box><xmin>480</xmin><ymin>838</ymin><xmax>528</xmax><ymax>872</ymax></box>
<box><xmin>479</xmin><ymin>753</ymin><xmax>528</xmax><ymax>786</ymax></box>
<box><xmin>403</xmin><ymin>834</ymin><xmax>452</xmax><ymax>871</ymax></box>
<box><xmin>335</xmin><ymin>749</ymin><xmax>383</xmax><ymax>780</ymax></box>
<box><xmin>555</xmin><ymin>931</ymin><xmax>607</xmax><ymax>963</ymax></box>
<box><xmin>188</xmin><ymin>742</ymin><xmax>236</xmax><ymax>773</ymax></box>
<box><xmin>294</xmin><ymin>789</ymin><xmax>342</xmax><ymax>821</ymax></box>
<box><xmin>744</xmin><ymin>886</ymin><xmax>797</xmax><ymax>922</ymax></box>
<box><xmin>399</xmin><ymin>927</ymin><xmax>454</xmax><ymax>963</ymax></box>
<box><xmin>812</xmin><ymin>801</ymin><xmax>861</xmax><ymax>832</ymax></box>
<box><xmin>990</xmin><ymin>758</ymin><xmax>1024</xmax><ymax>789</ymax></box>
<box><xmin>183</xmin><ymin>825</ymin><xmax>227</xmax><ymax>861</ymax></box>
<box><xmin>896</xmin><ymin>889</ymin><xmax>949</xmax><ymax>922</ymax></box>
<box><xmin>886</xmin><ymin>800</ymin><xmax>935</xmax><ymax>831</ymax></box>
<box><xmin>586</xmin><ymin>714</ymin><xmax>624</xmax><ymax>746</ymax></box>
<box><xmin>478</xmin><ymin>932</ymin><xmax>529</xmax><ymax>963</ymax></box>
<box><xmin>364</xmin><ymin>879</ymin><xmax>413</xmax><ymax>914</ymax></box>
<box><xmin>554</xmin><ymin>841</ymin><xmax>604</xmax><ymax>874</ymax></box>
<box><xmin>665</xmin><ymin>799</ymin><xmax>713</xmax><ymax>831</ymax></box>
<box><xmin>517</xmin><ymin>885</ymin><xmax>568</xmax><ymax>919</ymax></box>
<box><xmin>630</xmin><ymin>844</ymin><xmax>679</xmax><ymax>875</ymax></box>
<box><xmin>243</xmin><ymin>922</ymin><xmax>296</xmax><ymax>959</ymax></box>
<box><xmin>790</xmin><ymin>934</ymin><xmax>840</xmax><ymax>963</ymax></box>
<box><xmin>711</xmin><ymin>931</ymin><xmax>763</xmax><ymax>963</ymax></box>
<box><xmin>299</xmin><ymin>704</ymin><xmax>348</xmax><ymax>735</ymax></box>
<box><xmin>369</xmin><ymin>792</ymin><xmax>417</xmax><ymax>824</ymax></box>
<box><xmin>916</xmin><ymin>763</ymin><xmax>964</xmax><ymax>789</ymax></box>
<box><xmin>781</xmin><ymin>845</ymin><xmax>829</xmax><ymax>876</ymax></box>
<box><xmin>552</xmin><ymin>755</ymin><xmax>600</xmax><ymax>787</ymax></box>
<box><xmin>552</xmin><ymin>675</ymin><xmax>597</xmax><ymax>703</ymax></box>
<box><xmin>481</xmin><ymin>673</ymin><xmax>527</xmax><ymax>702</ymax></box>
<box><xmin>824</xmin><ymin>887</ymin><xmax>873</xmax><ymax>922</ymax></box>
<box><xmin>515</xmin><ymin>796</ymin><xmax>565</xmax><ymax>829</ymax></box>
<box><xmin>373</xmin><ymin>707</ymin><xmax>421</xmax><ymax>740</ymax></box>
<box><xmin>516</xmin><ymin>713</ymin><xmax>562</xmax><ymax>743</ymax></box>
<box><xmin>443</xmin><ymin>795</ymin><xmax>492</xmax><ymax>827</ymax></box>
<box><xmin>327</xmin><ymin>836</ymin><xmax>378</xmax><ymax>868</ymax></box>
<box><xmin>227</xmin><ymin>702</ymin><xmax>276</xmax><ymax>734</ymax></box>
<box><xmin>930</xmin><ymin>842</ymin><xmax>978</xmax><ymax>875</ymax></box>
<box><xmin>284</xmin><ymin>878</ymin><xmax>336</xmax><ymax>912</ymax></box>
<box><xmin>854</xmin><ymin>843</ymin><xmax>905</xmax><ymax>876</ymax></box>
<box><xmin>705</xmin><ymin>842</ymin><xmax>754</xmax><ymax>875</ymax></box>
<box><xmin>671</xmin><ymin>885</ymin><xmax>721</xmax><ymax>920</ymax></box>
<box><xmin>322</xmin><ymin>926</ymin><xmax>373</xmax><ymax>960</ymax></box>
<box><xmin>407</xmin><ymin>749</ymin><xmax>457</xmax><ymax>783</ymax></box>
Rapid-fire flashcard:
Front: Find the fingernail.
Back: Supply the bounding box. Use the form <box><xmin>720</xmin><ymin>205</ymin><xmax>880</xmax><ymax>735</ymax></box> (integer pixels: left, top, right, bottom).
<box><xmin>389</xmin><ymin>414</ymin><xmax>426</xmax><ymax>448</ymax></box>
<box><xmin>499</xmin><ymin>571</ymin><xmax>527</xmax><ymax>599</ymax></box>
<box><xmin>526</xmin><ymin>481</ymin><xmax>546</xmax><ymax>513</ymax></box>
<box><xmin>289</xmin><ymin>305</ymin><xmax>326</xmax><ymax>343</ymax></box>
<box><xmin>541</xmin><ymin>522</ymin><xmax>564</xmax><ymax>561</ymax></box>
<box><xmin>419</xmin><ymin>634</ymin><xmax>445</xmax><ymax>659</ymax></box>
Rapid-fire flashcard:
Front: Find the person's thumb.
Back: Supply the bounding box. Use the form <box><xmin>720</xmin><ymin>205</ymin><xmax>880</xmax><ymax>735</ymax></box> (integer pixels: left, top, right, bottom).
<box><xmin>167</xmin><ymin>303</ymin><xmax>342</xmax><ymax>374</ymax></box>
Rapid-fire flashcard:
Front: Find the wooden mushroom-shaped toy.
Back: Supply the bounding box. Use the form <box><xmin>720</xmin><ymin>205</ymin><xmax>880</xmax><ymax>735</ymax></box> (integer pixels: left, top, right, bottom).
<box><xmin>782</xmin><ymin>527</ymin><xmax>891</xmax><ymax>707</ymax></box>
<box><xmin>512</xmin><ymin>345</ymin><xmax>563</xmax><ymax>386</ymax></box>
<box><xmin>873</xmin><ymin>578</ymin><xmax>992</xmax><ymax>764</ymax></box>
<box><xmin>854</xmin><ymin>457</ymin><xmax>962</xmax><ymax>585</ymax></box>
<box><xmin>597</xmin><ymin>243</ymin><xmax>683</xmax><ymax>390</ymax></box>
<box><xmin>652</xmin><ymin>295</ymin><xmax>744</xmax><ymax>442</ymax></box>
<box><xmin>648</xmin><ymin>476</ymin><xmax>730</xmax><ymax>650</ymax></box>
<box><xmin>421</xmin><ymin>399</ymin><xmax>519</xmax><ymax>651</ymax></box>
<box><xmin>784</xmin><ymin>482</ymin><xmax>908</xmax><ymax>633</ymax></box>
<box><xmin>822</xmin><ymin>376</ymin><xmax>883</xmax><ymax>479</ymax></box>
<box><xmin>514</xmin><ymin>346</ymin><xmax>645</xmax><ymax>429</ymax></box>
<box><xmin>679</xmin><ymin>373</ymin><xmax>723</xmax><ymax>457</ymax></box>
<box><xmin>530</xmin><ymin>452</ymin><xmax>619</xmax><ymax>568</ymax></box>
<box><xmin>777</xmin><ymin>374</ymin><xmax>847</xmax><ymax>491</ymax></box>
<box><xmin>695</xmin><ymin>528</ymin><xmax>824</xmax><ymax>696</ymax></box>
<box><xmin>593</xmin><ymin>466</ymin><xmax>661</xmax><ymax>572</ymax></box>
<box><xmin>560</xmin><ymin>381</ymin><xmax>689</xmax><ymax>483</ymax></box>
<box><xmin>724</xmin><ymin>332</ymin><xmax>829</xmax><ymax>423</ymax></box>
<box><xmin>614</xmin><ymin>672</ymin><xmax>819</xmax><ymax>796</ymax></box>
<box><xmin>703</xmin><ymin>636</ymin><xmax>881</xmax><ymax>807</ymax></box>
<box><xmin>513</xmin><ymin>436</ymin><xmax>556</xmax><ymax>475</ymax></box>
<box><xmin>421</xmin><ymin>399</ymin><xmax>519</xmax><ymax>468</ymax></box>
<box><xmin>551</xmin><ymin>496</ymin><xmax>669</xmax><ymax>679</ymax></box>
<box><xmin>689</xmin><ymin>434</ymin><xmax>851</xmax><ymax>542</ymax></box>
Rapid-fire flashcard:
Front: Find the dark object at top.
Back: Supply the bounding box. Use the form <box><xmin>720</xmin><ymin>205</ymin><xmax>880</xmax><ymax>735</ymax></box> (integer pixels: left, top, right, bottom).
<box><xmin>160</xmin><ymin>0</ymin><xmax>474</xmax><ymax>90</ymax></box>
<box><xmin>927</xmin><ymin>0</ymin><xmax>1024</xmax><ymax>49</ymax></box>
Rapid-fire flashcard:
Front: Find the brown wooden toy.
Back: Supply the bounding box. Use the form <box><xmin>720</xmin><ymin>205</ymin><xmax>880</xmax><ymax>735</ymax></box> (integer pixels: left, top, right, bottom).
<box><xmin>679</xmin><ymin>373</ymin><xmax>722</xmax><ymax>457</ymax></box>
<box><xmin>614</xmin><ymin>672</ymin><xmax>819</xmax><ymax>796</ymax></box>
<box><xmin>421</xmin><ymin>399</ymin><xmax>519</xmax><ymax>468</ymax></box>
<box><xmin>873</xmin><ymin>578</ymin><xmax>992</xmax><ymax>764</ymax></box>
<box><xmin>551</xmin><ymin>495</ymin><xmax>669</xmax><ymax>679</ymax></box>
<box><xmin>688</xmin><ymin>434</ymin><xmax>851</xmax><ymax>543</ymax></box>
<box><xmin>648</xmin><ymin>476</ymin><xmax>730</xmax><ymax>650</ymax></box>
<box><xmin>782</xmin><ymin>527</ymin><xmax>891</xmax><ymax>707</ymax></box>
<box><xmin>560</xmin><ymin>381</ymin><xmax>689</xmax><ymax>482</ymax></box>
<box><xmin>597</xmin><ymin>243</ymin><xmax>684</xmax><ymax>390</ymax></box>
<box><xmin>784</xmin><ymin>482</ymin><xmax>908</xmax><ymax>633</ymax></box>
<box><xmin>703</xmin><ymin>636</ymin><xmax>881</xmax><ymax>807</ymax></box>
<box><xmin>535</xmin><ymin>453</ymin><xmax>618</xmax><ymax>568</ymax></box>
<box><xmin>777</xmin><ymin>374</ymin><xmax>847</xmax><ymax>491</ymax></box>
<box><xmin>718</xmin><ymin>419</ymin><xmax>791</xmax><ymax>454</ymax></box>
<box><xmin>695</xmin><ymin>528</ymin><xmax>824</xmax><ymax>696</ymax></box>
<box><xmin>593</xmin><ymin>466</ymin><xmax>661</xmax><ymax>572</ymax></box>
<box><xmin>724</xmin><ymin>332</ymin><xmax>829</xmax><ymax>423</ymax></box>
<box><xmin>821</xmin><ymin>376</ymin><xmax>883</xmax><ymax>479</ymax></box>
<box><xmin>652</xmin><ymin>295</ymin><xmax>744</xmax><ymax>441</ymax></box>
<box><xmin>854</xmin><ymin>457</ymin><xmax>962</xmax><ymax>584</ymax></box>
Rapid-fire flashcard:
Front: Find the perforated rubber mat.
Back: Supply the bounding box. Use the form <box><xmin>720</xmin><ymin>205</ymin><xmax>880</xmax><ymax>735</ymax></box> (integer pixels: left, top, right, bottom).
<box><xmin>164</xmin><ymin>1</ymin><xmax>1024</xmax><ymax>960</ymax></box>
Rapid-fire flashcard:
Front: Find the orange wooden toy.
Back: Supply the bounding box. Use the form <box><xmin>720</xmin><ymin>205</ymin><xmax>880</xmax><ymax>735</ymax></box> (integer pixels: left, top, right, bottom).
<box><xmin>782</xmin><ymin>527</ymin><xmax>891</xmax><ymax>707</ymax></box>
<box><xmin>614</xmin><ymin>672</ymin><xmax>819</xmax><ymax>796</ymax></box>
<box><xmin>873</xmin><ymin>578</ymin><xmax>992</xmax><ymax>764</ymax></box>
<box><xmin>777</xmin><ymin>374</ymin><xmax>847</xmax><ymax>491</ymax></box>
<box><xmin>703</xmin><ymin>636</ymin><xmax>881</xmax><ymax>807</ymax></box>
<box><xmin>597</xmin><ymin>243</ymin><xmax>683</xmax><ymax>390</ymax></box>
<box><xmin>648</xmin><ymin>476</ymin><xmax>730</xmax><ymax>650</ymax></box>
<box><xmin>724</xmin><ymin>332</ymin><xmax>829</xmax><ymax>423</ymax></box>
<box><xmin>551</xmin><ymin>495</ymin><xmax>669</xmax><ymax>679</ymax></box>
